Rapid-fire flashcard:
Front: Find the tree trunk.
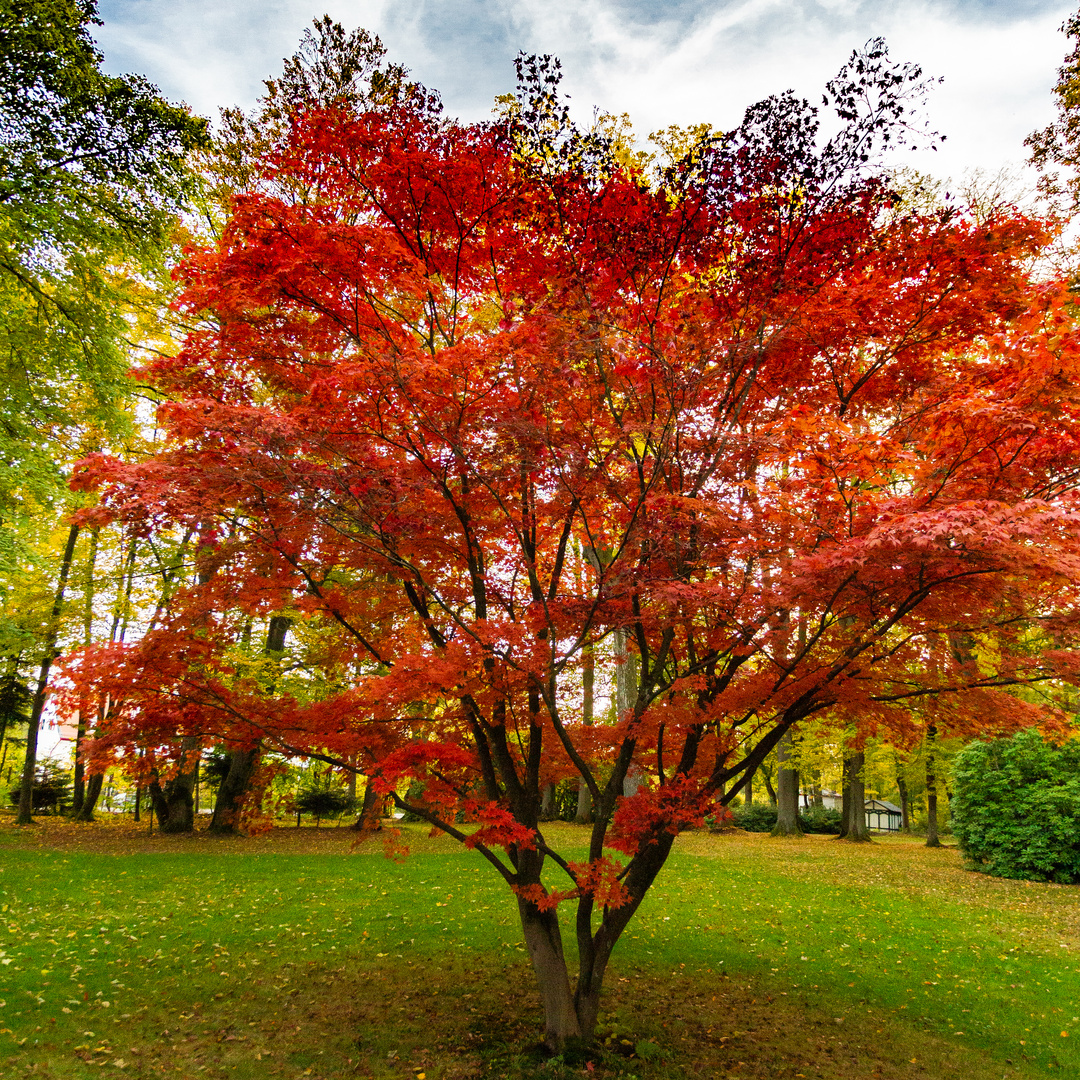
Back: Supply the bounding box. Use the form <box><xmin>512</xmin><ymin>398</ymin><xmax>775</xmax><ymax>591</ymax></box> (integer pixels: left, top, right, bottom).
<box><xmin>771</xmin><ymin>731</ymin><xmax>803</xmax><ymax>837</ymax></box>
<box><xmin>72</xmin><ymin>528</ymin><xmax>99</xmax><ymax>816</ymax></box>
<box><xmin>540</xmin><ymin>782</ymin><xmax>556</xmax><ymax>820</ymax></box>
<box><xmin>519</xmin><ymin>898</ymin><xmax>583</xmax><ymax>1052</ymax></box>
<box><xmin>574</xmin><ymin>637</ymin><xmax>594</xmax><ymax>824</ymax></box>
<box><xmin>148</xmin><ymin>777</ymin><xmax>168</xmax><ymax>828</ymax></box>
<box><xmin>741</xmin><ymin>771</ymin><xmax>754</xmax><ymax>805</ymax></box>
<box><xmin>896</xmin><ymin>772</ymin><xmax>911</xmax><ymax>833</ymax></box>
<box><xmin>71</xmin><ymin>707</ymin><xmax>87</xmax><ymax>815</ymax></box>
<box><xmin>926</xmin><ymin>725</ymin><xmax>941</xmax><ymax>848</ymax></box>
<box><xmin>761</xmin><ymin>763</ymin><xmax>777</xmax><ymax>806</ymax></box>
<box><xmin>74</xmin><ymin>772</ymin><xmax>104</xmax><ymax>823</ymax></box>
<box><xmin>208</xmin><ymin>747</ymin><xmax>259</xmax><ymax>834</ymax></box>
<box><xmin>155</xmin><ymin>737</ymin><xmax>199</xmax><ymax>834</ymax></box>
<box><xmin>17</xmin><ymin>523</ymin><xmax>79</xmax><ymax>825</ymax></box>
<box><xmin>348</xmin><ymin>777</ymin><xmax>382</xmax><ymax>831</ymax></box>
<box><xmin>837</xmin><ymin>750</ymin><xmax>870</xmax><ymax>841</ymax></box>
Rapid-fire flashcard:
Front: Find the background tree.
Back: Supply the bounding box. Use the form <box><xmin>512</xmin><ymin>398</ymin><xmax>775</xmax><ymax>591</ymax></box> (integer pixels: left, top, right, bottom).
<box><xmin>0</xmin><ymin>0</ymin><xmax>206</xmax><ymax>515</ymax></box>
<box><xmin>0</xmin><ymin>0</ymin><xmax>207</xmax><ymax>819</ymax></box>
<box><xmin>1028</xmin><ymin>9</ymin><xmax>1080</xmax><ymax>212</ymax></box>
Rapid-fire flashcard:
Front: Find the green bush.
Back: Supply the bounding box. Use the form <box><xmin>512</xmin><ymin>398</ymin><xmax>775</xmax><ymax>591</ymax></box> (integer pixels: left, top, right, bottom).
<box><xmin>730</xmin><ymin>803</ymin><xmax>778</xmax><ymax>832</ymax></box>
<box><xmin>729</xmin><ymin>803</ymin><xmax>843</xmax><ymax>834</ymax></box>
<box><xmin>799</xmin><ymin>805</ymin><xmax>842</xmax><ymax>834</ymax></box>
<box><xmin>951</xmin><ymin>730</ymin><xmax>1080</xmax><ymax>884</ymax></box>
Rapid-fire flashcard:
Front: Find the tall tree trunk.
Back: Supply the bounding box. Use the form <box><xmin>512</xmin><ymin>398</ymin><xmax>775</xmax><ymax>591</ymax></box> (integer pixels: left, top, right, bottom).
<box><xmin>109</xmin><ymin>535</ymin><xmax>139</xmax><ymax>643</ymax></box>
<box><xmin>837</xmin><ymin>750</ymin><xmax>870</xmax><ymax>841</ymax></box>
<box><xmin>612</xmin><ymin>630</ymin><xmax>642</xmax><ymax>796</ymax></box>
<box><xmin>71</xmin><ymin>705</ymin><xmax>87</xmax><ymax>816</ymax></box>
<box><xmin>771</xmin><ymin>730</ymin><xmax>802</xmax><ymax>836</ymax></box>
<box><xmin>575</xmin><ymin>636</ymin><xmax>594</xmax><ymax>824</ymax></box>
<box><xmin>741</xmin><ymin>771</ymin><xmax>754</xmax><ymax>805</ymax></box>
<box><xmin>925</xmin><ymin>725</ymin><xmax>941</xmax><ymax>848</ymax></box>
<box><xmin>74</xmin><ymin>772</ymin><xmax>104</xmax><ymax>823</ymax></box>
<box><xmin>72</xmin><ymin>528</ymin><xmax>99</xmax><ymax>815</ymax></box>
<box><xmin>540</xmin><ymin>782</ymin><xmax>556</xmax><ymax>820</ymax></box>
<box><xmin>896</xmin><ymin>772</ymin><xmax>911</xmax><ymax>833</ymax></box>
<box><xmin>17</xmin><ymin>523</ymin><xmax>79</xmax><ymax>825</ymax></box>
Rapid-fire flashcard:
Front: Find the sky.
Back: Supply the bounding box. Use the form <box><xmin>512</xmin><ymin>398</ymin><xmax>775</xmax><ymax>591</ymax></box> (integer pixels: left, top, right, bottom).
<box><xmin>93</xmin><ymin>0</ymin><xmax>1077</xmax><ymax>186</ymax></box>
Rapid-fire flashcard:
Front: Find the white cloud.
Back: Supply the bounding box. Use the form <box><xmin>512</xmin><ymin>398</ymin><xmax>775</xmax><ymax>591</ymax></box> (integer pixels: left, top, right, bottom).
<box><xmin>94</xmin><ymin>0</ymin><xmax>1075</xmax><ymax>181</ymax></box>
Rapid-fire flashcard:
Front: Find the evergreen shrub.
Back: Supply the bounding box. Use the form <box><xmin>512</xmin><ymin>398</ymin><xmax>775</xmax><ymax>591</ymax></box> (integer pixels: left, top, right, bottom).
<box><xmin>295</xmin><ymin>786</ymin><xmax>354</xmax><ymax>825</ymax></box>
<box><xmin>7</xmin><ymin>758</ymin><xmax>72</xmax><ymax>814</ymax></box>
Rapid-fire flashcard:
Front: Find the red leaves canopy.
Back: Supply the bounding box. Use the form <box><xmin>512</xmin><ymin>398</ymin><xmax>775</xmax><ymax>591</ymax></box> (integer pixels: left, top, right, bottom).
<box><xmin>69</xmin><ymin>76</ymin><xmax>1080</xmax><ymax>906</ymax></box>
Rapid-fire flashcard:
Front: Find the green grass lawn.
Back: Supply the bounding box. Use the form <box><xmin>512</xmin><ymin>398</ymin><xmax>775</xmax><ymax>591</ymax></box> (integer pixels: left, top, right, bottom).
<box><xmin>0</xmin><ymin>821</ymin><xmax>1077</xmax><ymax>1079</ymax></box>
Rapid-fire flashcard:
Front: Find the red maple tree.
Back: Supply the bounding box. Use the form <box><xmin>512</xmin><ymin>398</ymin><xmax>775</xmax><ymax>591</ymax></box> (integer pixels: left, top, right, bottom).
<box><xmin>67</xmin><ymin>46</ymin><xmax>1080</xmax><ymax>1048</ymax></box>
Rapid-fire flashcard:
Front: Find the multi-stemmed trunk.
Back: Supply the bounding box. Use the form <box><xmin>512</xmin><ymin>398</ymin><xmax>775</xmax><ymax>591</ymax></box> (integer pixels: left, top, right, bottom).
<box><xmin>519</xmin><ymin>899</ymin><xmax>584</xmax><ymax>1048</ymax></box>
<box><xmin>514</xmin><ymin>830</ymin><xmax>678</xmax><ymax>1051</ymax></box>
<box><xmin>148</xmin><ymin>736</ymin><xmax>200</xmax><ymax>833</ymax></box>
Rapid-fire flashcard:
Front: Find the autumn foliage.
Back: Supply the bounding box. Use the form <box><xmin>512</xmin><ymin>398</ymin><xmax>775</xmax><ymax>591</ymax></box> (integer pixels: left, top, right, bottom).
<box><xmin>65</xmin><ymin>44</ymin><xmax>1080</xmax><ymax>1047</ymax></box>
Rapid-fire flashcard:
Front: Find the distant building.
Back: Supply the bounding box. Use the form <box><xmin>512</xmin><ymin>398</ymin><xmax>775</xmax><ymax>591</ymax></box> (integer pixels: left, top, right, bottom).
<box><xmin>799</xmin><ymin>790</ymin><xmax>903</xmax><ymax>831</ymax></box>
<box><xmin>864</xmin><ymin>799</ymin><xmax>903</xmax><ymax>832</ymax></box>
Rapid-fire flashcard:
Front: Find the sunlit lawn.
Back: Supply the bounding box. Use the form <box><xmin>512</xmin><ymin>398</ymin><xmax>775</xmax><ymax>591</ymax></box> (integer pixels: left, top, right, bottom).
<box><xmin>0</xmin><ymin>819</ymin><xmax>1077</xmax><ymax>1078</ymax></box>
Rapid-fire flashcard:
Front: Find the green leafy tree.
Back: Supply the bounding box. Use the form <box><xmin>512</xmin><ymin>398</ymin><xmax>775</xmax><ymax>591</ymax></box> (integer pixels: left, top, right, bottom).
<box><xmin>0</xmin><ymin>0</ymin><xmax>207</xmax><ymax>821</ymax></box>
<box><xmin>0</xmin><ymin>0</ymin><xmax>207</xmax><ymax>505</ymax></box>
<box><xmin>951</xmin><ymin>731</ymin><xmax>1080</xmax><ymax>883</ymax></box>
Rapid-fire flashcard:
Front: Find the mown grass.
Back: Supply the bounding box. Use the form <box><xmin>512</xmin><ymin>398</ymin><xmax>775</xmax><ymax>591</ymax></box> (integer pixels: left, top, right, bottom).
<box><xmin>0</xmin><ymin>820</ymin><xmax>1077</xmax><ymax>1079</ymax></box>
